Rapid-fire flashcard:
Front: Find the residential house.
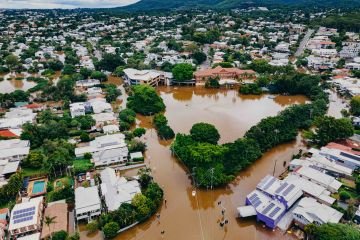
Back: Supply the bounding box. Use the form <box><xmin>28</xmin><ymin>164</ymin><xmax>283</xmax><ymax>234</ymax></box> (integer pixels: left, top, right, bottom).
<box><xmin>292</xmin><ymin>197</ymin><xmax>343</xmax><ymax>228</ymax></box>
<box><xmin>75</xmin><ymin>187</ymin><xmax>101</xmax><ymax>222</ymax></box>
<box><xmin>194</xmin><ymin>66</ymin><xmax>256</xmax><ymax>83</ymax></box>
<box><xmin>100</xmin><ymin>168</ymin><xmax>141</xmax><ymax>211</ymax></box>
<box><xmin>123</xmin><ymin>68</ymin><xmax>173</xmax><ymax>86</ymax></box>
<box><xmin>8</xmin><ymin>197</ymin><xmax>44</xmax><ymax>238</ymax></box>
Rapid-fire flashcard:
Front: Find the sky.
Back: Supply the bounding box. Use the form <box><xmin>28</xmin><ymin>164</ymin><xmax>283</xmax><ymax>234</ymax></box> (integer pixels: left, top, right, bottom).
<box><xmin>0</xmin><ymin>0</ymin><xmax>140</xmax><ymax>9</ymax></box>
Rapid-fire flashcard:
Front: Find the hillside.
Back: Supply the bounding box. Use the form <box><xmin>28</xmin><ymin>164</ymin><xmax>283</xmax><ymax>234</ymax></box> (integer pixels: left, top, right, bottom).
<box><xmin>120</xmin><ymin>0</ymin><xmax>360</xmax><ymax>11</ymax></box>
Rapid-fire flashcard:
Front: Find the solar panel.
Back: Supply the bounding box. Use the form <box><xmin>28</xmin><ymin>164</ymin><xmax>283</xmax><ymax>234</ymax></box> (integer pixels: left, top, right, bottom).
<box><xmin>249</xmin><ymin>193</ymin><xmax>258</xmax><ymax>201</ymax></box>
<box><xmin>340</xmin><ymin>152</ymin><xmax>360</xmax><ymax>162</ymax></box>
<box><xmin>262</xmin><ymin>203</ymin><xmax>275</xmax><ymax>215</ymax></box>
<box><xmin>13</xmin><ymin>211</ymin><xmax>35</xmax><ymax>219</ymax></box>
<box><xmin>275</xmin><ymin>182</ymin><xmax>288</xmax><ymax>194</ymax></box>
<box><xmin>263</xmin><ymin>177</ymin><xmax>276</xmax><ymax>190</ymax></box>
<box><xmin>13</xmin><ymin>207</ymin><xmax>35</xmax><ymax>216</ymax></box>
<box><xmin>283</xmin><ymin>184</ymin><xmax>295</xmax><ymax>196</ymax></box>
<box><xmin>253</xmin><ymin>200</ymin><xmax>262</xmax><ymax>207</ymax></box>
<box><xmin>13</xmin><ymin>216</ymin><xmax>33</xmax><ymax>224</ymax></box>
<box><xmin>269</xmin><ymin>207</ymin><xmax>281</xmax><ymax>218</ymax></box>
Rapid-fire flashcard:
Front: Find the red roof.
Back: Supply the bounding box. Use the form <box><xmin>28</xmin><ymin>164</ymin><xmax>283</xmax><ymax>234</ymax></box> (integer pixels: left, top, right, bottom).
<box><xmin>0</xmin><ymin>130</ymin><xmax>18</xmax><ymax>138</ymax></box>
<box><xmin>25</xmin><ymin>103</ymin><xmax>42</xmax><ymax>109</ymax></box>
<box><xmin>326</xmin><ymin>142</ymin><xmax>360</xmax><ymax>156</ymax></box>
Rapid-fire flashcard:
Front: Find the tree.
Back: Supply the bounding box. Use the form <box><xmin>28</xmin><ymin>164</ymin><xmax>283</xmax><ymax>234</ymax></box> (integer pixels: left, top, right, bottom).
<box><xmin>105</xmin><ymin>84</ymin><xmax>121</xmax><ymax>102</ymax></box>
<box><xmin>5</xmin><ymin>54</ymin><xmax>19</xmax><ymax>70</ymax></box>
<box><xmin>138</xmin><ymin>167</ymin><xmax>152</xmax><ymax>188</ymax></box>
<box><xmin>145</xmin><ymin>183</ymin><xmax>164</xmax><ymax>207</ymax></box>
<box><xmin>25</xmin><ymin>150</ymin><xmax>45</xmax><ymax>168</ymax></box>
<box><xmin>119</xmin><ymin>109</ymin><xmax>137</xmax><ymax>124</ymax></box>
<box><xmin>350</xmin><ymin>95</ymin><xmax>360</xmax><ymax>116</ymax></box>
<box><xmin>97</xmin><ymin>54</ymin><xmax>125</xmax><ymax>72</ymax></box>
<box><xmin>75</xmin><ymin>115</ymin><xmax>96</xmax><ymax>130</ymax></box>
<box><xmin>62</xmin><ymin>64</ymin><xmax>76</xmax><ymax>75</ymax></box>
<box><xmin>305</xmin><ymin>223</ymin><xmax>360</xmax><ymax>240</ymax></box>
<box><xmin>127</xmin><ymin>85</ymin><xmax>165</xmax><ymax>115</ymax></box>
<box><xmin>80</xmin><ymin>68</ymin><xmax>92</xmax><ymax>79</ymax></box>
<box><xmin>131</xmin><ymin>193</ymin><xmax>153</xmax><ymax>220</ymax></box>
<box><xmin>48</xmin><ymin>60</ymin><xmax>64</xmax><ymax>71</ymax></box>
<box><xmin>103</xmin><ymin>222</ymin><xmax>120</xmax><ymax>239</ymax></box>
<box><xmin>133</xmin><ymin>128</ymin><xmax>146</xmax><ymax>137</ymax></box>
<box><xmin>51</xmin><ymin>231</ymin><xmax>68</xmax><ymax>240</ymax></box>
<box><xmin>80</xmin><ymin>132</ymin><xmax>90</xmax><ymax>142</ymax></box>
<box><xmin>91</xmin><ymin>71</ymin><xmax>108</xmax><ymax>82</ymax></box>
<box><xmin>190</xmin><ymin>123</ymin><xmax>220</xmax><ymax>144</ymax></box>
<box><xmin>44</xmin><ymin>216</ymin><xmax>57</xmax><ymax>238</ymax></box>
<box><xmin>192</xmin><ymin>51</ymin><xmax>207</xmax><ymax>64</ymax></box>
<box><xmin>310</xmin><ymin>116</ymin><xmax>354</xmax><ymax>146</ymax></box>
<box><xmin>153</xmin><ymin>114</ymin><xmax>168</xmax><ymax>129</ymax></box>
<box><xmin>172</xmin><ymin>63</ymin><xmax>194</xmax><ymax>82</ymax></box>
<box><xmin>339</xmin><ymin>190</ymin><xmax>351</xmax><ymax>201</ymax></box>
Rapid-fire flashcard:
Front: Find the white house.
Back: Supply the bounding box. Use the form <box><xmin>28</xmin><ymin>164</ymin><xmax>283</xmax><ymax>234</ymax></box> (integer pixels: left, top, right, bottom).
<box><xmin>0</xmin><ymin>139</ymin><xmax>30</xmax><ymax>177</ymax></box>
<box><xmin>100</xmin><ymin>168</ymin><xmax>141</xmax><ymax>211</ymax></box>
<box><xmin>75</xmin><ymin>133</ymin><xmax>128</xmax><ymax>166</ymax></box>
<box><xmin>75</xmin><ymin>186</ymin><xmax>101</xmax><ymax>222</ymax></box>
<box><xmin>123</xmin><ymin>68</ymin><xmax>173</xmax><ymax>86</ymax></box>
<box><xmin>8</xmin><ymin>197</ymin><xmax>43</xmax><ymax>238</ymax></box>
<box><xmin>69</xmin><ymin>102</ymin><xmax>86</xmax><ymax>118</ymax></box>
<box><xmin>293</xmin><ymin>166</ymin><xmax>342</xmax><ymax>193</ymax></box>
<box><xmin>0</xmin><ymin>108</ymin><xmax>37</xmax><ymax>129</ymax></box>
<box><xmin>293</xmin><ymin>197</ymin><xmax>343</xmax><ymax>228</ymax></box>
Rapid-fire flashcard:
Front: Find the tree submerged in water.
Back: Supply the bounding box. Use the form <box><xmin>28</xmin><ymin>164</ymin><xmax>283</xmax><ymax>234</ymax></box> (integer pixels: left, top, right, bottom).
<box><xmin>127</xmin><ymin>85</ymin><xmax>165</xmax><ymax>115</ymax></box>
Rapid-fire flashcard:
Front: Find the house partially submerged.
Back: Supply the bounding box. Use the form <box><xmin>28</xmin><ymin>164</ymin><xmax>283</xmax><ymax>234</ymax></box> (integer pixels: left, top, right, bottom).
<box><xmin>75</xmin><ymin>186</ymin><xmax>101</xmax><ymax>222</ymax></box>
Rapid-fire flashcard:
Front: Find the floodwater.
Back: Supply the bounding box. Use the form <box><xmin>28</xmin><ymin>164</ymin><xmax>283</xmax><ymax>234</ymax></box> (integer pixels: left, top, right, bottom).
<box><xmin>80</xmin><ymin>86</ymin><xmax>309</xmax><ymax>240</ymax></box>
<box><xmin>0</xmin><ymin>72</ymin><xmax>37</xmax><ymax>93</ymax></box>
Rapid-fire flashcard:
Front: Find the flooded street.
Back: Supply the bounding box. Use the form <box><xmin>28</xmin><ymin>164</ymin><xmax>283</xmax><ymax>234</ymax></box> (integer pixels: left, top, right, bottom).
<box><xmin>78</xmin><ymin>86</ymin><xmax>309</xmax><ymax>240</ymax></box>
<box><xmin>0</xmin><ymin>73</ymin><xmax>37</xmax><ymax>93</ymax></box>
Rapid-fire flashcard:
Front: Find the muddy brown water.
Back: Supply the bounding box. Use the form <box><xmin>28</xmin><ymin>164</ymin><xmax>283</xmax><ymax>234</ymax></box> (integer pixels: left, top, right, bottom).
<box><xmin>79</xmin><ymin>86</ymin><xmax>344</xmax><ymax>240</ymax></box>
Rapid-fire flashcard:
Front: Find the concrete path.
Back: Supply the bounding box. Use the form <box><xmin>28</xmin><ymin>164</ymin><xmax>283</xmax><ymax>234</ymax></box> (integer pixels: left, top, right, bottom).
<box><xmin>295</xmin><ymin>29</ymin><xmax>314</xmax><ymax>57</ymax></box>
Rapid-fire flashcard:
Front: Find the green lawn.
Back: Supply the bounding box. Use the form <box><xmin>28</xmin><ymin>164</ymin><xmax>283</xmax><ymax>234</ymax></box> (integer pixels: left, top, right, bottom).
<box><xmin>21</xmin><ymin>167</ymin><xmax>48</xmax><ymax>177</ymax></box>
<box><xmin>73</xmin><ymin>158</ymin><xmax>94</xmax><ymax>174</ymax></box>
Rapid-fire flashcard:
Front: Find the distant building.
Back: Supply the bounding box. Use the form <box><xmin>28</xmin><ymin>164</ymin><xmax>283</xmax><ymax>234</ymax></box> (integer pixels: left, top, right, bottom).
<box><xmin>293</xmin><ymin>197</ymin><xmax>343</xmax><ymax>228</ymax></box>
<box><xmin>76</xmin><ymin>79</ymin><xmax>100</xmax><ymax>88</ymax></box>
<box><xmin>123</xmin><ymin>68</ymin><xmax>173</xmax><ymax>86</ymax></box>
<box><xmin>100</xmin><ymin>168</ymin><xmax>141</xmax><ymax>211</ymax></box>
<box><xmin>0</xmin><ymin>108</ymin><xmax>37</xmax><ymax>129</ymax></box>
<box><xmin>0</xmin><ymin>139</ymin><xmax>30</xmax><ymax>177</ymax></box>
<box><xmin>69</xmin><ymin>102</ymin><xmax>86</xmax><ymax>118</ymax></box>
<box><xmin>8</xmin><ymin>197</ymin><xmax>43</xmax><ymax>238</ymax></box>
<box><xmin>293</xmin><ymin>166</ymin><xmax>342</xmax><ymax>193</ymax></box>
<box><xmin>75</xmin><ymin>133</ymin><xmax>128</xmax><ymax>166</ymax></box>
<box><xmin>318</xmin><ymin>146</ymin><xmax>360</xmax><ymax>170</ymax></box>
<box><xmin>75</xmin><ymin>186</ymin><xmax>101</xmax><ymax>222</ymax></box>
<box><xmin>194</xmin><ymin>66</ymin><xmax>256</xmax><ymax>83</ymax></box>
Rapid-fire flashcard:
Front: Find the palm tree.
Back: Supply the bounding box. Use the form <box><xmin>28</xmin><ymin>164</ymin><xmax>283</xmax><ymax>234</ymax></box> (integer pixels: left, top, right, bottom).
<box><xmin>44</xmin><ymin>215</ymin><xmax>57</xmax><ymax>239</ymax></box>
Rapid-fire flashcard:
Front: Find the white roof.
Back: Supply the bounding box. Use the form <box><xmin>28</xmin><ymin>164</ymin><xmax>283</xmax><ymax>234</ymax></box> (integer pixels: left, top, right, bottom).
<box><xmin>102</xmin><ymin>125</ymin><xmax>119</xmax><ymax>133</ymax></box>
<box><xmin>75</xmin><ymin>133</ymin><xmax>126</xmax><ymax>156</ymax></box>
<box><xmin>91</xmin><ymin>112</ymin><xmax>116</xmax><ymax>123</ymax></box>
<box><xmin>100</xmin><ymin>168</ymin><xmax>141</xmax><ymax>211</ymax></box>
<box><xmin>1</xmin><ymin>161</ymin><xmax>20</xmax><ymax>175</ymax></box>
<box><xmin>75</xmin><ymin>186</ymin><xmax>101</xmax><ymax>215</ymax></box>
<box><xmin>0</xmin><ymin>139</ymin><xmax>30</xmax><ymax>159</ymax></box>
<box><xmin>294</xmin><ymin>166</ymin><xmax>342</xmax><ymax>191</ymax></box>
<box><xmin>17</xmin><ymin>232</ymin><xmax>41</xmax><ymax>240</ymax></box>
<box><xmin>284</xmin><ymin>174</ymin><xmax>335</xmax><ymax>205</ymax></box>
<box><xmin>237</xmin><ymin>205</ymin><xmax>257</xmax><ymax>217</ymax></box>
<box><xmin>92</xmin><ymin>148</ymin><xmax>128</xmax><ymax>166</ymax></box>
<box><xmin>124</xmin><ymin>68</ymin><xmax>172</xmax><ymax>82</ymax></box>
<box><xmin>130</xmin><ymin>152</ymin><xmax>143</xmax><ymax>160</ymax></box>
<box><xmin>293</xmin><ymin>197</ymin><xmax>343</xmax><ymax>224</ymax></box>
<box><xmin>9</xmin><ymin>197</ymin><xmax>43</xmax><ymax>231</ymax></box>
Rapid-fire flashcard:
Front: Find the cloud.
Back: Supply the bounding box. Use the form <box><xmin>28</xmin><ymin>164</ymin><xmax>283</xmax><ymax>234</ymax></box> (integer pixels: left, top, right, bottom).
<box><xmin>0</xmin><ymin>0</ymin><xmax>140</xmax><ymax>9</ymax></box>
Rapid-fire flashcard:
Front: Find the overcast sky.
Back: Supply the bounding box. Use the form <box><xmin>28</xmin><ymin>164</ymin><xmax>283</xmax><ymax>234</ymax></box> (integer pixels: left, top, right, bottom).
<box><xmin>0</xmin><ymin>0</ymin><xmax>140</xmax><ymax>9</ymax></box>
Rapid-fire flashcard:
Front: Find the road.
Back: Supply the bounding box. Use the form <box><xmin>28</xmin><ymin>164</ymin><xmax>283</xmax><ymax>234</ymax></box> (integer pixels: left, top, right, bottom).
<box><xmin>295</xmin><ymin>29</ymin><xmax>314</xmax><ymax>57</ymax></box>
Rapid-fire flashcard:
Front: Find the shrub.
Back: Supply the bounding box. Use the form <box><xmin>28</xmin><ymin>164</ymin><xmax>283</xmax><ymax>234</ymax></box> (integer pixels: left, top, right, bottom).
<box><xmin>339</xmin><ymin>190</ymin><xmax>351</xmax><ymax>201</ymax></box>
<box><xmin>86</xmin><ymin>221</ymin><xmax>98</xmax><ymax>233</ymax></box>
<box><xmin>103</xmin><ymin>222</ymin><xmax>120</xmax><ymax>239</ymax></box>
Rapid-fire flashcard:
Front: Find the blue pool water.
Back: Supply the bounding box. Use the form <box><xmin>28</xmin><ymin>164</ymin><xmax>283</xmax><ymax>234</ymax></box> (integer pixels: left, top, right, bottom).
<box><xmin>32</xmin><ymin>180</ymin><xmax>46</xmax><ymax>194</ymax></box>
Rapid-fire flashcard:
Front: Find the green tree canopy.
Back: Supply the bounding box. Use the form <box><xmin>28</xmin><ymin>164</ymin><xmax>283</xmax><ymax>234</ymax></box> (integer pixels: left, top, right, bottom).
<box><xmin>350</xmin><ymin>95</ymin><xmax>360</xmax><ymax>116</ymax></box>
<box><xmin>172</xmin><ymin>63</ymin><xmax>194</xmax><ymax>82</ymax></box>
<box><xmin>190</xmin><ymin>123</ymin><xmax>220</xmax><ymax>144</ymax></box>
<box><xmin>127</xmin><ymin>85</ymin><xmax>165</xmax><ymax>115</ymax></box>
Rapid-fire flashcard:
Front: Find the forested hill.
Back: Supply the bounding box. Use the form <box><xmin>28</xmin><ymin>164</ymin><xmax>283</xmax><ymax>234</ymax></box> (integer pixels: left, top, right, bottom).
<box><xmin>119</xmin><ymin>0</ymin><xmax>360</xmax><ymax>11</ymax></box>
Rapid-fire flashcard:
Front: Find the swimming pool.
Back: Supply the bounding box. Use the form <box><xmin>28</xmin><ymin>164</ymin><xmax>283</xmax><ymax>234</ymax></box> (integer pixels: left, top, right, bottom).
<box><xmin>32</xmin><ymin>180</ymin><xmax>46</xmax><ymax>195</ymax></box>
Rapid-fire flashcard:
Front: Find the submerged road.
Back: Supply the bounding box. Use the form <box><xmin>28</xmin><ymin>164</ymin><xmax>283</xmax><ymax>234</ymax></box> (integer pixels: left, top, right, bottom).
<box><xmin>295</xmin><ymin>29</ymin><xmax>314</xmax><ymax>57</ymax></box>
